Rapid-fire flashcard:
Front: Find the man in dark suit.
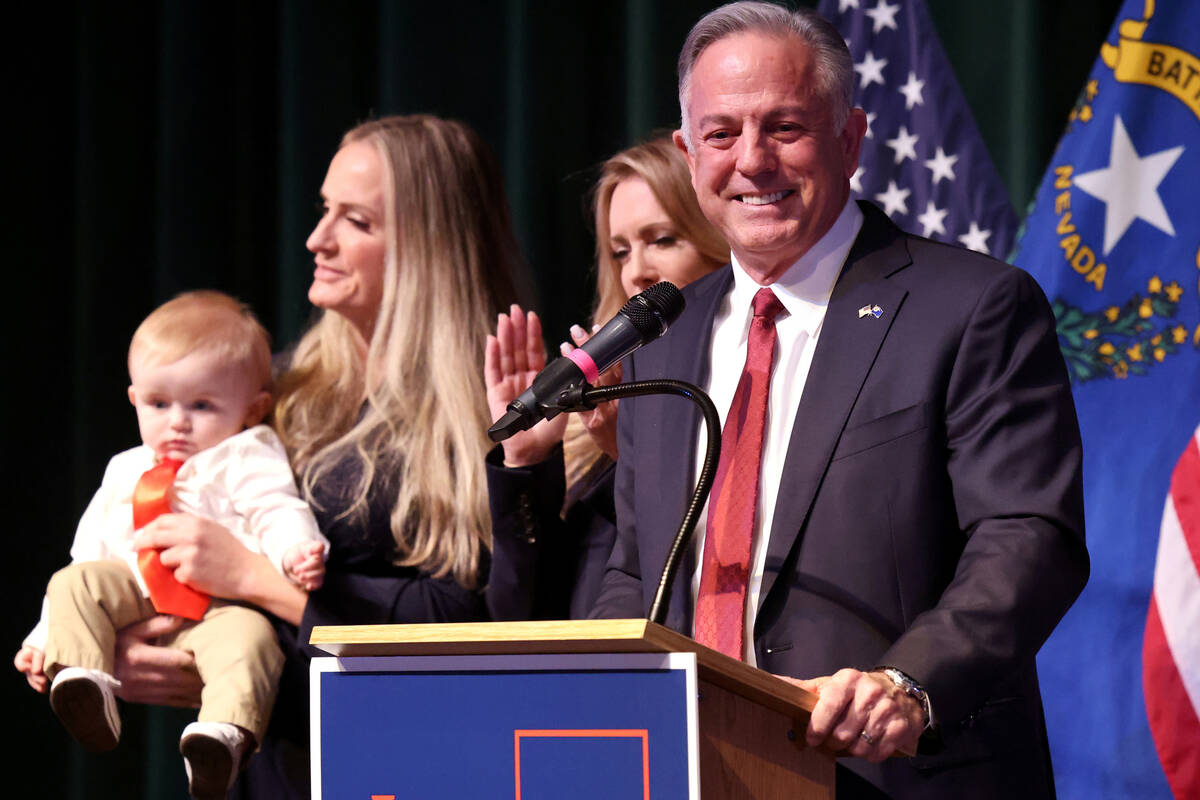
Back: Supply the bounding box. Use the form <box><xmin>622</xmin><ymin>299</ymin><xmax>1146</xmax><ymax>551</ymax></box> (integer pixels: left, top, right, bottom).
<box><xmin>590</xmin><ymin>3</ymin><xmax>1088</xmax><ymax>797</ymax></box>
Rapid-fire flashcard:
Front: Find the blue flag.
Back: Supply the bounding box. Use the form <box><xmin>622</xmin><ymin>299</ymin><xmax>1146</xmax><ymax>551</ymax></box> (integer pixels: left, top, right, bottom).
<box><xmin>818</xmin><ymin>0</ymin><xmax>1017</xmax><ymax>258</ymax></box>
<box><xmin>1013</xmin><ymin>1</ymin><xmax>1200</xmax><ymax>797</ymax></box>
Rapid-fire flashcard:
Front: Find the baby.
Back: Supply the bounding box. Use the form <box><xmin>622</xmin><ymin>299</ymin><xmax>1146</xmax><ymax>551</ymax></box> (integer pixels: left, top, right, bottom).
<box><xmin>13</xmin><ymin>290</ymin><xmax>327</xmax><ymax>800</ymax></box>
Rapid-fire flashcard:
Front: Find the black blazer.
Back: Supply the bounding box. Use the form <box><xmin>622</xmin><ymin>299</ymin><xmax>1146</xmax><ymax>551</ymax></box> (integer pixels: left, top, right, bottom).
<box><xmin>592</xmin><ymin>202</ymin><xmax>1089</xmax><ymax>799</ymax></box>
<box><xmin>236</xmin><ymin>444</ymin><xmax>488</xmax><ymax>799</ymax></box>
<box><xmin>487</xmin><ymin>444</ymin><xmax>617</xmax><ymax>620</ymax></box>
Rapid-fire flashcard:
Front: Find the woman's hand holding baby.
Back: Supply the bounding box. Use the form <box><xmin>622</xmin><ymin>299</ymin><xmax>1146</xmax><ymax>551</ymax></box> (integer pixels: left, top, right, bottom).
<box><xmin>134</xmin><ymin>513</ymin><xmax>259</xmax><ymax>599</ymax></box>
<box><xmin>112</xmin><ymin>616</ymin><xmax>203</xmax><ymax>707</ymax></box>
<box><xmin>134</xmin><ymin>512</ymin><xmax>307</xmax><ymax>626</ymax></box>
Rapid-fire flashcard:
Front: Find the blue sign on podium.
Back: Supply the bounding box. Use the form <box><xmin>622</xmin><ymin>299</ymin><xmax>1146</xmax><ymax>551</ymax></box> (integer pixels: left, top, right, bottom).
<box><xmin>311</xmin><ymin>652</ymin><xmax>701</xmax><ymax>800</ymax></box>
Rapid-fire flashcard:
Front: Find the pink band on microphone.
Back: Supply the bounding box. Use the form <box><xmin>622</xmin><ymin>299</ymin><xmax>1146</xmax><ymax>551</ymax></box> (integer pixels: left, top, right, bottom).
<box><xmin>566</xmin><ymin>348</ymin><xmax>600</xmax><ymax>384</ymax></box>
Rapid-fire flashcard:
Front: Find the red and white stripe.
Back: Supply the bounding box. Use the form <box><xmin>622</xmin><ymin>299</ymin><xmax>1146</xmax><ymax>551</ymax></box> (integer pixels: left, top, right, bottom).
<box><xmin>1143</xmin><ymin>426</ymin><xmax>1200</xmax><ymax>799</ymax></box>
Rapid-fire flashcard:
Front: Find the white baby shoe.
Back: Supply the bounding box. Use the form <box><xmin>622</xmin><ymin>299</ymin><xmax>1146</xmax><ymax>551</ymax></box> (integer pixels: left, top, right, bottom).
<box><xmin>49</xmin><ymin>666</ymin><xmax>121</xmax><ymax>752</ymax></box>
<box><xmin>180</xmin><ymin>721</ymin><xmax>250</xmax><ymax>800</ymax></box>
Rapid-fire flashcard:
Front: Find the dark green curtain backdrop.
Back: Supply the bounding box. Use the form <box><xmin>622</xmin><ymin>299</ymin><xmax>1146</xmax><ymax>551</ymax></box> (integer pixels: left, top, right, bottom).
<box><xmin>6</xmin><ymin>1</ymin><xmax>1120</xmax><ymax>796</ymax></box>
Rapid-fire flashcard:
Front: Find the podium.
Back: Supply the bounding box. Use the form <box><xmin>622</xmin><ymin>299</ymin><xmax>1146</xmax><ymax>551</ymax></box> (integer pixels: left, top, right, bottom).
<box><xmin>309</xmin><ymin>619</ymin><xmax>834</xmax><ymax>799</ymax></box>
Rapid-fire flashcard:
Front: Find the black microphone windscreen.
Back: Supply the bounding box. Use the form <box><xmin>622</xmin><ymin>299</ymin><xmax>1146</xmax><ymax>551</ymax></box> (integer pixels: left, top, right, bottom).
<box><xmin>619</xmin><ymin>282</ymin><xmax>685</xmax><ymax>339</ymax></box>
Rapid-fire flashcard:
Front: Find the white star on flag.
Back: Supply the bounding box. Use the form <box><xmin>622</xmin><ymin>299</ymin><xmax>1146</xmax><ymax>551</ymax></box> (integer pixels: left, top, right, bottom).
<box><xmin>958</xmin><ymin>222</ymin><xmax>992</xmax><ymax>254</ymax></box>
<box><xmin>838</xmin><ymin>0</ymin><xmax>859</xmax><ymax>11</ymax></box>
<box><xmin>898</xmin><ymin>71</ymin><xmax>925</xmax><ymax>110</ymax></box>
<box><xmin>854</xmin><ymin>51</ymin><xmax>888</xmax><ymax>89</ymax></box>
<box><xmin>1072</xmin><ymin>114</ymin><xmax>1183</xmax><ymax>255</ymax></box>
<box><xmin>917</xmin><ymin>200</ymin><xmax>948</xmax><ymax>237</ymax></box>
<box><xmin>885</xmin><ymin>125</ymin><xmax>919</xmax><ymax>164</ymax></box>
<box><xmin>851</xmin><ymin>166</ymin><xmax>865</xmax><ymax>193</ymax></box>
<box><xmin>924</xmin><ymin>147</ymin><xmax>958</xmax><ymax>185</ymax></box>
<box><xmin>864</xmin><ymin>0</ymin><xmax>900</xmax><ymax>34</ymax></box>
<box><xmin>864</xmin><ymin>111</ymin><xmax>876</xmax><ymax>139</ymax></box>
<box><xmin>875</xmin><ymin>180</ymin><xmax>911</xmax><ymax>217</ymax></box>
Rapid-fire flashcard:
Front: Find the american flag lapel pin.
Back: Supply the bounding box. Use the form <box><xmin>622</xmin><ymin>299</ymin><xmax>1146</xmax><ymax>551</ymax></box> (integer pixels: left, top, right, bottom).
<box><xmin>858</xmin><ymin>304</ymin><xmax>883</xmax><ymax>319</ymax></box>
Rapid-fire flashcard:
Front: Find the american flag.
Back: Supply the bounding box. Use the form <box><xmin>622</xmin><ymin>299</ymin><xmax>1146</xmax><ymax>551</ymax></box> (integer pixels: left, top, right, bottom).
<box><xmin>1144</xmin><ymin>428</ymin><xmax>1200</xmax><ymax>800</ymax></box>
<box><xmin>818</xmin><ymin>0</ymin><xmax>1017</xmax><ymax>258</ymax></box>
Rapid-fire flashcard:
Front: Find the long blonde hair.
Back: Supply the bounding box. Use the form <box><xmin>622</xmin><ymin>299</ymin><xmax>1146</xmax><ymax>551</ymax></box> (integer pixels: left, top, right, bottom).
<box><xmin>563</xmin><ymin>136</ymin><xmax>728</xmax><ymax>489</ymax></box>
<box><xmin>275</xmin><ymin>115</ymin><xmax>520</xmax><ymax>588</ymax></box>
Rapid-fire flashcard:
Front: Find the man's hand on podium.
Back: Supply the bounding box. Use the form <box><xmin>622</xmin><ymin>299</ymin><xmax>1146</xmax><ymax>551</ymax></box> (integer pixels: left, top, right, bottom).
<box><xmin>782</xmin><ymin>668</ymin><xmax>923</xmax><ymax>763</ymax></box>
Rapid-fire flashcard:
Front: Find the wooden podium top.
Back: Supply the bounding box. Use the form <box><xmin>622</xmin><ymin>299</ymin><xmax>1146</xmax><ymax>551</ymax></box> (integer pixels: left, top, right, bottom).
<box><xmin>310</xmin><ymin>618</ymin><xmax>817</xmax><ymax>722</ymax></box>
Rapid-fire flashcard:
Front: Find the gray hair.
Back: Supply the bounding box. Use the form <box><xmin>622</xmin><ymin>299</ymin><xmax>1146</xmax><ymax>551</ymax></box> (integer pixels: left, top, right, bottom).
<box><xmin>677</xmin><ymin>1</ymin><xmax>855</xmax><ymax>147</ymax></box>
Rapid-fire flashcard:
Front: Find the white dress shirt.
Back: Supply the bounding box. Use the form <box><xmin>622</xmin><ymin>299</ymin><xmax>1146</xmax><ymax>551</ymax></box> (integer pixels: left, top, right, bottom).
<box><xmin>24</xmin><ymin>425</ymin><xmax>326</xmax><ymax>650</ymax></box>
<box><xmin>691</xmin><ymin>198</ymin><xmax>863</xmax><ymax>665</ymax></box>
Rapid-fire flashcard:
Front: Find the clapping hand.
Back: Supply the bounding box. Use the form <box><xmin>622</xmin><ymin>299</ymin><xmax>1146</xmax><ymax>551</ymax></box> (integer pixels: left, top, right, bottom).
<box><xmin>485</xmin><ymin>305</ymin><xmax>569</xmax><ymax>467</ymax></box>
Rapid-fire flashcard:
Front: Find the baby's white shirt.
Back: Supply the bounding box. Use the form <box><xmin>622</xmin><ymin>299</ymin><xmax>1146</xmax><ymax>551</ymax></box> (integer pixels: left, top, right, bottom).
<box><xmin>24</xmin><ymin>425</ymin><xmax>325</xmax><ymax>650</ymax></box>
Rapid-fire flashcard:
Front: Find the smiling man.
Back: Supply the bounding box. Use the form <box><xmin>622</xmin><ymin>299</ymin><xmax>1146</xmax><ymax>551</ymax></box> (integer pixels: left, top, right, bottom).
<box><xmin>675</xmin><ymin>24</ymin><xmax>865</xmax><ymax>283</ymax></box>
<box><xmin>590</xmin><ymin>3</ymin><xmax>1089</xmax><ymax>798</ymax></box>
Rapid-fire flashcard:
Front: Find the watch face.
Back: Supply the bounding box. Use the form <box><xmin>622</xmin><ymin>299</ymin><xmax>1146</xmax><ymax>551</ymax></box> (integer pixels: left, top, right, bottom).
<box><xmin>885</xmin><ymin>668</ymin><xmax>924</xmax><ymax>698</ymax></box>
<box><xmin>882</xmin><ymin>668</ymin><xmax>930</xmax><ymax>727</ymax></box>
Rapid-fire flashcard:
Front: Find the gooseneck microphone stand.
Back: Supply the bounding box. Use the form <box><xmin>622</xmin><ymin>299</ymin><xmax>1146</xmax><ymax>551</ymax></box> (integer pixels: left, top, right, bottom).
<box><xmin>554</xmin><ymin>378</ymin><xmax>720</xmax><ymax>627</ymax></box>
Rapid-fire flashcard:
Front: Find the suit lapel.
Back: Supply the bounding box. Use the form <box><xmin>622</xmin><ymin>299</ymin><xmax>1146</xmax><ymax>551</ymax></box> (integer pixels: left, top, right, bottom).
<box><xmin>757</xmin><ymin>206</ymin><xmax>912</xmax><ymax>611</ymax></box>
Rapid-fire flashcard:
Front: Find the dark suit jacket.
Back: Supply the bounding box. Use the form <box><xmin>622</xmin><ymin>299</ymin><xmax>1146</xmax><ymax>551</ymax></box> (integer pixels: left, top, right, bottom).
<box><xmin>591</xmin><ymin>202</ymin><xmax>1089</xmax><ymax>798</ymax></box>
<box><xmin>486</xmin><ymin>444</ymin><xmax>618</xmax><ymax>620</ymax></box>
<box><xmin>235</xmin><ymin>442</ymin><xmax>487</xmax><ymax>799</ymax></box>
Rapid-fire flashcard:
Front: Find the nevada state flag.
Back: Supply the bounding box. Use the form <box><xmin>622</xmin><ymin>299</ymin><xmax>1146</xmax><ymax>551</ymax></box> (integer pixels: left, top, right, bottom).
<box><xmin>1013</xmin><ymin>1</ymin><xmax>1200</xmax><ymax>798</ymax></box>
<box><xmin>818</xmin><ymin>0</ymin><xmax>1017</xmax><ymax>259</ymax></box>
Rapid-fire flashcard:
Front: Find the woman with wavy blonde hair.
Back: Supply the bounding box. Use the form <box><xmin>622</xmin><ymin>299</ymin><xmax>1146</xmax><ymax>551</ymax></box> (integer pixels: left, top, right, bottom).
<box><xmin>276</xmin><ymin>114</ymin><xmax>520</xmax><ymax>590</ymax></box>
<box><xmin>565</xmin><ymin>135</ymin><xmax>729</xmax><ymax>486</ymax></box>
<box><xmin>114</xmin><ymin>114</ymin><xmax>520</xmax><ymax>796</ymax></box>
<box><xmin>589</xmin><ymin>135</ymin><xmax>730</xmax><ymax>334</ymax></box>
<box><xmin>486</xmin><ymin>135</ymin><xmax>727</xmax><ymax>620</ymax></box>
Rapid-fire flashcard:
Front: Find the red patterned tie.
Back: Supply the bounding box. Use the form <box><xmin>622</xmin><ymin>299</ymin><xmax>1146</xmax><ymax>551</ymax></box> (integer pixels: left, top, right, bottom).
<box><xmin>134</xmin><ymin>458</ymin><xmax>210</xmax><ymax>620</ymax></box>
<box><xmin>695</xmin><ymin>288</ymin><xmax>785</xmax><ymax>659</ymax></box>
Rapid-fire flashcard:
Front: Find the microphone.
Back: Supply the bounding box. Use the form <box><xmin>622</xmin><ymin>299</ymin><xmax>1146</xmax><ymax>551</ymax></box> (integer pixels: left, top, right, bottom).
<box><xmin>488</xmin><ymin>281</ymin><xmax>685</xmax><ymax>442</ymax></box>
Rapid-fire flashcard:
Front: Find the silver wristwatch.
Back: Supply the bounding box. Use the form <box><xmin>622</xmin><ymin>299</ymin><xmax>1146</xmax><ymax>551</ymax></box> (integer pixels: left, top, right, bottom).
<box><xmin>880</xmin><ymin>667</ymin><xmax>931</xmax><ymax>728</ymax></box>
